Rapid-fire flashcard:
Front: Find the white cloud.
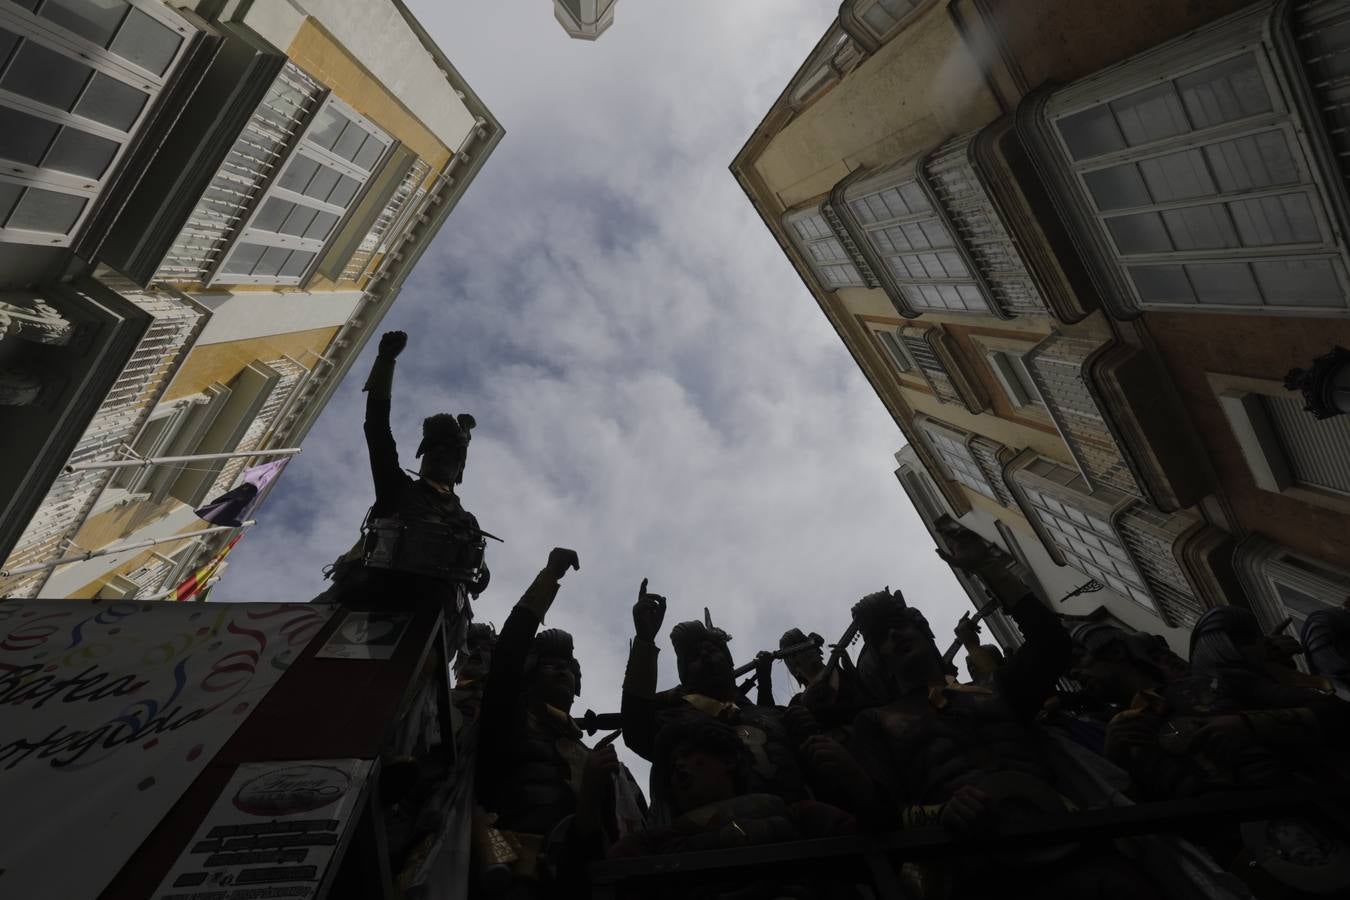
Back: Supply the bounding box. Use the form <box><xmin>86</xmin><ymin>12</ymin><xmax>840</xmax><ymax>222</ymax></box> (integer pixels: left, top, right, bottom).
<box><xmin>214</xmin><ymin>0</ymin><xmax>970</xmax><ymax>781</ymax></box>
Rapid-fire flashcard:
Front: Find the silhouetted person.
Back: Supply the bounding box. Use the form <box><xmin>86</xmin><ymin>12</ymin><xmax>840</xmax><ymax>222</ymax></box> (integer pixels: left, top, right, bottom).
<box><xmin>318</xmin><ymin>331</ymin><xmax>488</xmax><ymax>633</ymax></box>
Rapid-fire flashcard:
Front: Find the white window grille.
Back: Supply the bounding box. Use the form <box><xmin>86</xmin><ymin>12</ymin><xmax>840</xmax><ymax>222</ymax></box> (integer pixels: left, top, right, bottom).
<box><xmin>341</xmin><ymin>156</ymin><xmax>431</xmax><ymax>283</ymax></box>
<box><xmin>842</xmin><ymin>165</ymin><xmax>993</xmax><ymax>314</ymax></box>
<box><xmin>987</xmin><ymin>350</ymin><xmax>1044</xmax><ymax>409</ymax></box>
<box><xmin>920</xmin><ymin>419</ymin><xmax>998</xmax><ymax>501</ymax></box>
<box><xmin>0</xmin><ymin>0</ymin><xmax>197</xmax><ymax>247</ymax></box>
<box><xmin>1218</xmin><ymin>379</ymin><xmax>1350</xmax><ymax>504</ymax></box>
<box><xmin>1040</xmin><ymin>18</ymin><xmax>1350</xmax><ymax>313</ymax></box>
<box><xmin>214</xmin><ymin>97</ymin><xmax>393</xmax><ymax>286</ymax></box>
<box><xmin>0</xmin><ymin>280</ymin><xmax>205</xmax><ymax>598</ymax></box>
<box><xmin>1014</xmin><ymin>458</ymin><xmax>1157</xmax><ymax>612</ymax></box>
<box><xmin>784</xmin><ymin>206</ymin><xmax>866</xmax><ymax>289</ymax></box>
<box><xmin>154</xmin><ymin>63</ymin><xmax>324</xmax><ymax>284</ymax></box>
<box><xmin>205</xmin><ymin>356</ymin><xmax>307</xmax><ymax>497</ymax></box>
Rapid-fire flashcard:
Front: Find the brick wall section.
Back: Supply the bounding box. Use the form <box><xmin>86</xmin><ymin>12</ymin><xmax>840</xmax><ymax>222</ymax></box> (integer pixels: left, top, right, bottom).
<box><xmin>924</xmin><ymin>134</ymin><xmax>1046</xmax><ymax>317</ymax></box>
<box><xmin>1117</xmin><ymin>505</ymin><xmax>1205</xmax><ymax>628</ymax></box>
<box><xmin>1025</xmin><ymin>332</ymin><xmax>1140</xmax><ymax>498</ymax></box>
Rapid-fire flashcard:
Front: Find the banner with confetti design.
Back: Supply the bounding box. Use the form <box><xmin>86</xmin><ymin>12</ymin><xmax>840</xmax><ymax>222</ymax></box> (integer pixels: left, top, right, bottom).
<box><xmin>0</xmin><ymin>597</ymin><xmax>332</xmax><ymax>900</ymax></box>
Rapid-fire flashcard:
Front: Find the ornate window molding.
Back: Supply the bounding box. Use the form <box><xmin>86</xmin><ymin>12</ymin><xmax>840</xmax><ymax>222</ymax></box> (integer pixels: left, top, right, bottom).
<box><xmin>1235</xmin><ymin>533</ymin><xmax>1350</xmax><ymax>633</ymax></box>
<box><xmin>1210</xmin><ymin>371</ymin><xmax>1350</xmax><ymax>515</ymax></box>
<box><xmin>1020</xmin><ymin>2</ymin><xmax>1350</xmax><ymax>317</ymax></box>
<box><xmin>839</xmin><ymin>0</ymin><xmax>937</xmax><ymax>50</ymax></box>
<box><xmin>785</xmin><ymin>26</ymin><xmax>866</xmax><ymax>112</ymax></box>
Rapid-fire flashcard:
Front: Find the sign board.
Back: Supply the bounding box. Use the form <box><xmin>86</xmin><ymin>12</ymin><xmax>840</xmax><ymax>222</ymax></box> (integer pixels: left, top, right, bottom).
<box><xmin>314</xmin><ymin>610</ymin><xmax>410</xmax><ymax>660</ymax></box>
<box><xmin>152</xmin><ymin>758</ymin><xmax>372</xmax><ymax>899</ymax></box>
<box><xmin>0</xmin><ymin>598</ymin><xmax>332</xmax><ymax>900</ymax></box>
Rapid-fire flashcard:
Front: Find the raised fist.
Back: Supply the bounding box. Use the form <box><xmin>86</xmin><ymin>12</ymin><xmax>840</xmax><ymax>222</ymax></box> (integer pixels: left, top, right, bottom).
<box><xmin>633</xmin><ymin>578</ymin><xmax>667</xmax><ymax>643</ymax></box>
<box><xmin>545</xmin><ymin>547</ymin><xmax>580</xmax><ymax>580</ymax></box>
<box><xmin>378</xmin><ymin>330</ymin><xmax>408</xmax><ymax>359</ymax></box>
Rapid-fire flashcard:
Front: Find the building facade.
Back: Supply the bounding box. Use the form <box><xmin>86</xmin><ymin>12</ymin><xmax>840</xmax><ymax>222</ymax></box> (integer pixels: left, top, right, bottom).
<box><xmin>732</xmin><ymin>0</ymin><xmax>1350</xmax><ymax>651</ymax></box>
<box><xmin>0</xmin><ymin>0</ymin><xmax>501</xmax><ymax>600</ymax></box>
<box><xmin>553</xmin><ymin>0</ymin><xmax>616</xmax><ymax>41</ymax></box>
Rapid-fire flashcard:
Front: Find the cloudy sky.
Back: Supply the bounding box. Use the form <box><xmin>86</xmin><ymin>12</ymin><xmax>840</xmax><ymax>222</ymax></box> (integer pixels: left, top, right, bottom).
<box><xmin>215</xmin><ymin>0</ymin><xmax>968</xmax><ymax>769</ymax></box>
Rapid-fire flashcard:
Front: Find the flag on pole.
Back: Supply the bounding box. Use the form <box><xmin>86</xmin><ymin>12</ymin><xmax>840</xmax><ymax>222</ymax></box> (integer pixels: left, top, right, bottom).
<box><xmin>194</xmin><ymin>458</ymin><xmax>289</xmax><ymax>527</ymax></box>
<box><xmin>171</xmin><ymin>534</ymin><xmax>242</xmax><ymax>601</ymax></box>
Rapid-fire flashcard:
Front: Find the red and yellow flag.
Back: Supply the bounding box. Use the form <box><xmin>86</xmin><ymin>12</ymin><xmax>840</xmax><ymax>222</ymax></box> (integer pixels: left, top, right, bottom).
<box><xmin>171</xmin><ymin>534</ymin><xmax>242</xmax><ymax>601</ymax></box>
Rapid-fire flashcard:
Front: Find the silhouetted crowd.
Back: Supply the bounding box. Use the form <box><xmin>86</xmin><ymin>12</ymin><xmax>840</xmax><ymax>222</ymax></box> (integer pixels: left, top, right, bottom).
<box><xmin>342</xmin><ymin>333</ymin><xmax>1350</xmax><ymax>899</ymax></box>
<box><xmin>454</xmin><ymin>540</ymin><xmax>1350</xmax><ymax>900</ymax></box>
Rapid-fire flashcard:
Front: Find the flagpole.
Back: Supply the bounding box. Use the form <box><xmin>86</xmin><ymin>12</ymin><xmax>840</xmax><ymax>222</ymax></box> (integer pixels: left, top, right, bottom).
<box><xmin>0</xmin><ymin>521</ymin><xmax>256</xmax><ymax>579</ymax></box>
<box><xmin>64</xmin><ymin>448</ymin><xmax>301</xmax><ymax>474</ymax></box>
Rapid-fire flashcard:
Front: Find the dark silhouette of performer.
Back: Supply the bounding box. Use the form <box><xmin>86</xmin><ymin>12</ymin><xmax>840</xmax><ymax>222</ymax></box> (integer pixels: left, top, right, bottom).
<box><xmin>318</xmin><ymin>330</ymin><xmax>488</xmax><ymax>632</ymax></box>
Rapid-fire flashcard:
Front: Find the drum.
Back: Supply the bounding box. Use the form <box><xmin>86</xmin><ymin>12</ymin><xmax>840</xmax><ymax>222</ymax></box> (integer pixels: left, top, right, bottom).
<box><xmin>362</xmin><ymin>517</ymin><xmax>486</xmax><ymax>583</ymax></box>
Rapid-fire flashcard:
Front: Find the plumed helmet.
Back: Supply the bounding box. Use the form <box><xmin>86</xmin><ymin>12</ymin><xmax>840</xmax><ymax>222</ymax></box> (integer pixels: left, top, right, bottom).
<box><xmin>851</xmin><ymin>586</ymin><xmax>932</xmax><ymax>642</ymax></box>
<box><xmin>524</xmin><ymin>627</ymin><xmax>582</xmax><ymax>695</ymax></box>
<box><xmin>416</xmin><ymin>413</ymin><xmax>476</xmax><ymax>459</ymax></box>
<box><xmin>670</xmin><ymin>620</ymin><xmax>732</xmax><ymax>685</ymax></box>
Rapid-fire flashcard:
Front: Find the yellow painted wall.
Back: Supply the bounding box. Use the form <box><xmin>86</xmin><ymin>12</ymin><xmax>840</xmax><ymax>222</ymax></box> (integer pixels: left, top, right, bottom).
<box><xmin>163</xmin><ymin>326</ymin><xmax>338</xmax><ymax>403</ymax></box>
<box><xmin>288</xmin><ymin>18</ymin><xmax>451</xmax><ymax>171</ymax></box>
<box><xmin>754</xmin><ymin>2</ymin><xmax>1001</xmax><ymax>207</ymax></box>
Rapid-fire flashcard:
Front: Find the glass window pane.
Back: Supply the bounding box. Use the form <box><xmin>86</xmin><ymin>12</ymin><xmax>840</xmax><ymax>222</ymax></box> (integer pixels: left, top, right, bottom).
<box><xmin>1185</xmin><ymin>262</ymin><xmax>1260</xmax><ymax>305</ymax></box>
<box><xmin>304</xmin><ymin>209</ymin><xmax>338</xmax><ymax>241</ymax></box>
<box><xmin>252</xmin><ymin>197</ymin><xmax>294</xmax><ymax>233</ymax></box>
<box><xmin>279</xmin><ymin>249</ymin><xmax>315</xmax><ymax>278</ymax></box>
<box><xmin>899</xmin><ymin>182</ymin><xmax>929</xmax><ymax>213</ymax></box>
<box><xmin>1061</xmin><ymin>103</ymin><xmax>1130</xmax><ymax>158</ymax></box>
<box><xmin>39</xmin><ymin>0</ymin><xmax>130</xmax><ymax>47</ymax></box>
<box><xmin>279</xmin><ymin>203</ymin><xmax>317</xmax><ymax>237</ymax></box>
<box><xmin>1138</xmin><ymin>148</ymin><xmax>1214</xmax><ymax>202</ymax></box>
<box><xmin>253</xmin><ymin>245</ymin><xmax>291</xmax><ymax>277</ymax></box>
<box><xmin>0</xmin><ymin>106</ymin><xmax>59</xmax><ymax>166</ymax></box>
<box><xmin>303</xmin><ymin>166</ymin><xmax>340</xmax><ymax>203</ymax></box>
<box><xmin>327</xmin><ymin>173</ymin><xmax>360</xmax><ymax>207</ymax></box>
<box><xmin>352</xmin><ymin>133</ymin><xmax>384</xmax><ymax>170</ymax></box>
<box><xmin>278</xmin><ymin>155</ymin><xmax>320</xmax><ymax>193</ymax></box>
<box><xmin>221</xmin><ymin>242</ymin><xmax>264</xmax><ymax>275</ymax></box>
<box><xmin>43</xmin><ymin>126</ymin><xmax>118</xmax><ymax>178</ymax></box>
<box><xmin>307</xmin><ymin>107</ymin><xmax>346</xmax><ymax>151</ymax></box>
<box><xmin>109</xmin><ymin>7</ymin><xmax>181</xmax><ymax>76</ymax></box>
<box><xmin>74</xmin><ymin>72</ymin><xmax>147</xmax><ymax>130</ymax></box>
<box><xmin>937</xmin><ymin>251</ymin><xmax>967</xmax><ymax>277</ymax></box>
<box><xmin>1084</xmin><ymin>164</ymin><xmax>1151</xmax><ymax>210</ymax></box>
<box><xmin>0</xmin><ymin>28</ymin><xmax>19</xmax><ymax>69</ymax></box>
<box><xmin>1111</xmin><ymin>84</ymin><xmax>1188</xmax><ymax>147</ymax></box>
<box><xmin>1129</xmin><ymin>265</ymin><xmax>1193</xmax><ymax>303</ymax></box>
<box><xmin>1161</xmin><ymin>204</ymin><xmax>1238</xmax><ymax>250</ymax></box>
<box><xmin>918</xmin><ymin>219</ymin><xmax>950</xmax><ymax>248</ymax></box>
<box><xmin>1228</xmin><ymin>194</ymin><xmax>1320</xmax><ymax>246</ymax></box>
<box><xmin>1205</xmin><ymin>131</ymin><xmax>1298</xmax><ymax>192</ymax></box>
<box><xmin>1107</xmin><ymin>212</ymin><xmax>1173</xmax><ymax>253</ymax></box>
<box><xmin>1177</xmin><ymin>54</ymin><xmax>1271</xmax><ymax>130</ymax></box>
<box><xmin>332</xmin><ymin>121</ymin><xmax>367</xmax><ymax>162</ymax></box>
<box><xmin>7</xmin><ymin>186</ymin><xmax>85</xmax><ymax>232</ymax></box>
<box><xmin>2</xmin><ymin>40</ymin><xmax>92</xmax><ymax>111</ymax></box>
<box><xmin>0</xmin><ymin>181</ymin><xmax>22</xmax><ymax>222</ymax></box>
<box><xmin>1251</xmin><ymin>259</ymin><xmax>1342</xmax><ymax>307</ymax></box>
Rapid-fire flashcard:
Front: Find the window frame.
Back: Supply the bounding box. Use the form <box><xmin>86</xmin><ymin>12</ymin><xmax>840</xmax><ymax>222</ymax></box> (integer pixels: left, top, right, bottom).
<box><xmin>918</xmin><ymin>417</ymin><xmax>1000</xmax><ymax>502</ymax></box>
<box><xmin>1235</xmin><ymin>534</ymin><xmax>1350</xmax><ymax>633</ymax></box>
<box><xmin>209</xmin><ymin>94</ymin><xmax>394</xmax><ymax>287</ymax></box>
<box><xmin>867</xmin><ymin>322</ymin><xmax>917</xmax><ymax>376</ymax></box>
<box><xmin>0</xmin><ymin>0</ymin><xmax>197</xmax><ymax>247</ymax></box>
<box><xmin>1209</xmin><ymin>371</ymin><xmax>1350</xmax><ymax>514</ymax></box>
<box><xmin>1008</xmin><ymin>454</ymin><xmax>1159</xmax><ymax>613</ymax></box>
<box><xmin>1033</xmin><ymin>7</ymin><xmax>1350</xmax><ymax>316</ymax></box>
<box><xmin>783</xmin><ymin>203</ymin><xmax>868</xmax><ymax>291</ymax></box>
<box><xmin>986</xmin><ymin>348</ymin><xmax>1045</xmax><ymax>410</ymax></box>
<box><xmin>837</xmin><ymin>157</ymin><xmax>998</xmax><ymax>316</ymax></box>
